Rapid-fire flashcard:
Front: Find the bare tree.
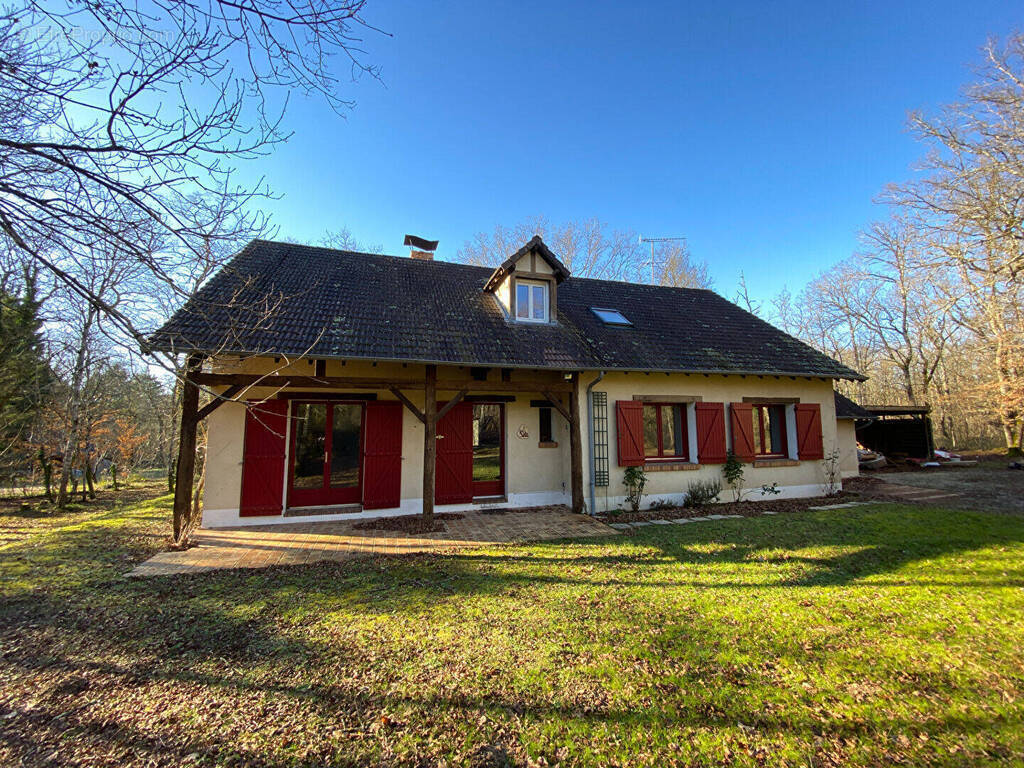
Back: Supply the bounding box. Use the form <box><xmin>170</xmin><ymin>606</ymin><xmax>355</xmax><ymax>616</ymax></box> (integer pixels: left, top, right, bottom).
<box><xmin>50</xmin><ymin>243</ymin><xmax>149</xmax><ymax>506</ymax></box>
<box><xmin>320</xmin><ymin>228</ymin><xmax>384</xmax><ymax>253</ymax></box>
<box><xmin>657</xmin><ymin>243</ymin><xmax>713</xmax><ymax>289</ymax></box>
<box><xmin>458</xmin><ymin>216</ymin><xmax>712</xmax><ymax>286</ymax></box>
<box><xmin>885</xmin><ymin>35</ymin><xmax>1024</xmax><ymax>450</ymax></box>
<box><xmin>734</xmin><ymin>272</ymin><xmax>762</xmax><ymax>315</ymax></box>
<box><xmin>0</xmin><ymin>0</ymin><xmax>383</xmax><ymax>357</ymax></box>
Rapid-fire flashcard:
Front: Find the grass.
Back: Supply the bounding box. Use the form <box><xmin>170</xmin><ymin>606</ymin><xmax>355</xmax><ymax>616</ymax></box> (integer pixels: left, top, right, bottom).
<box><xmin>1</xmin><ymin>486</ymin><xmax>1023</xmax><ymax>766</ymax></box>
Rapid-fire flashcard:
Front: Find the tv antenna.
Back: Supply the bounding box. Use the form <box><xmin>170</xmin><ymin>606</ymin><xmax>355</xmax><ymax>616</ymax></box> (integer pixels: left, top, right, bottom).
<box><xmin>639</xmin><ymin>235</ymin><xmax>687</xmax><ymax>284</ymax></box>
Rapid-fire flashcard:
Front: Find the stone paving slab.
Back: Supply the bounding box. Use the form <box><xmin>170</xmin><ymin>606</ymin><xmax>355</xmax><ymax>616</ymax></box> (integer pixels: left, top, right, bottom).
<box><xmin>128</xmin><ymin>507</ymin><xmax>619</xmax><ymax>578</ymax></box>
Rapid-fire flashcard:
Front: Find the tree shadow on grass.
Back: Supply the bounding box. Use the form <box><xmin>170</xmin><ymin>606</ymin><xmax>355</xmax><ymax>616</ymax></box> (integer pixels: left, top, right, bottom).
<box><xmin>3</xmin><ymin>503</ymin><xmax>1024</xmax><ymax>765</ymax></box>
<box><xmin>4</xmin><ymin>587</ymin><xmax>1022</xmax><ymax>768</ymax></box>
<box><xmin>632</xmin><ymin>503</ymin><xmax>1024</xmax><ymax>588</ymax></box>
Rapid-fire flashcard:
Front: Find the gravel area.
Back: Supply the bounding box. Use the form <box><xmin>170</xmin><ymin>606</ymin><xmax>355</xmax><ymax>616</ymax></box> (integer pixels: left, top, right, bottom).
<box><xmin>872</xmin><ymin>457</ymin><xmax>1024</xmax><ymax>515</ymax></box>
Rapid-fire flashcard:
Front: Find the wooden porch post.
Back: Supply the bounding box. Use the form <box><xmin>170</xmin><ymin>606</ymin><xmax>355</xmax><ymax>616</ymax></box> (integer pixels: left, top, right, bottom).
<box><xmin>422</xmin><ymin>364</ymin><xmax>437</xmax><ymax>522</ymax></box>
<box><xmin>568</xmin><ymin>372</ymin><xmax>585</xmax><ymax>514</ymax></box>
<box><xmin>172</xmin><ymin>354</ymin><xmax>202</xmax><ymax>543</ymax></box>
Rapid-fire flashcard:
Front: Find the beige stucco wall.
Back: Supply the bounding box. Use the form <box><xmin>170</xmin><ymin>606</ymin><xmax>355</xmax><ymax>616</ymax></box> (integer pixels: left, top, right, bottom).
<box><xmin>579</xmin><ymin>371</ymin><xmax>841</xmax><ymax>513</ymax></box>
<box><xmin>837</xmin><ymin>419</ymin><xmax>860</xmax><ymax>479</ymax></box>
<box><xmin>202</xmin><ymin>356</ymin><xmax>570</xmax><ymax>526</ymax></box>
<box><xmin>201</xmin><ymin>355</ymin><xmax>845</xmax><ymax>525</ymax></box>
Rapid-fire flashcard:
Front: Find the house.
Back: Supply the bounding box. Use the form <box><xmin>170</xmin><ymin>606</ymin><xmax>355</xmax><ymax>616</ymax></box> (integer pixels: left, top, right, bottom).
<box><xmin>834</xmin><ymin>391</ymin><xmax>874</xmax><ymax>478</ymax></box>
<box><xmin>151</xmin><ymin>236</ymin><xmax>865</xmax><ymax>529</ymax></box>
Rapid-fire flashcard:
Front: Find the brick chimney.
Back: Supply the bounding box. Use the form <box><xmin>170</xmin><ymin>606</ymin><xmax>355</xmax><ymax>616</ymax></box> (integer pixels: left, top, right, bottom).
<box><xmin>404</xmin><ymin>234</ymin><xmax>438</xmax><ymax>261</ymax></box>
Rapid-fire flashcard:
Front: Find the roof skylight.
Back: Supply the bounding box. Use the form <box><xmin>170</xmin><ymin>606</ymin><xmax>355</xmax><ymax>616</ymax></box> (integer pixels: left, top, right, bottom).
<box><xmin>591</xmin><ymin>307</ymin><xmax>632</xmax><ymax>326</ymax></box>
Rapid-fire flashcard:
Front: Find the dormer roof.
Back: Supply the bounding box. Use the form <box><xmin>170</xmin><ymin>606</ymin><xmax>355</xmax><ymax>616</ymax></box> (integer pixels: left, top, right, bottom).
<box><xmin>483</xmin><ymin>235</ymin><xmax>571</xmax><ymax>293</ymax></box>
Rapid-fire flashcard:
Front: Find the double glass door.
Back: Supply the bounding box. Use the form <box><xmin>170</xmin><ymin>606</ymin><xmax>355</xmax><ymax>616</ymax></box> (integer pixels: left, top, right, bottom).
<box><xmin>289</xmin><ymin>401</ymin><xmax>363</xmax><ymax>507</ymax></box>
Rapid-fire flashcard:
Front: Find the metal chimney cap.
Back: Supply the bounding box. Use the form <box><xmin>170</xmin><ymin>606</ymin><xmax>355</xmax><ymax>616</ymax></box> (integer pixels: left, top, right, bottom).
<box><xmin>403</xmin><ymin>235</ymin><xmax>438</xmax><ymax>251</ymax></box>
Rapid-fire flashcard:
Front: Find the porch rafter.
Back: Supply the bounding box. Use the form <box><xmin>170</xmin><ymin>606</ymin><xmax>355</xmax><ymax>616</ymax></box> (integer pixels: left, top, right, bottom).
<box><xmin>191</xmin><ymin>372</ymin><xmax>574</xmax><ymax>393</ymax></box>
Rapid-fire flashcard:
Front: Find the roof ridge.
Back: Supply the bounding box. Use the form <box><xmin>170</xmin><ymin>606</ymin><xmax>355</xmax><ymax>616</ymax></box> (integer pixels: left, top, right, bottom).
<box><xmin>251</xmin><ymin>239</ymin><xmax>496</xmax><ymax>274</ymax></box>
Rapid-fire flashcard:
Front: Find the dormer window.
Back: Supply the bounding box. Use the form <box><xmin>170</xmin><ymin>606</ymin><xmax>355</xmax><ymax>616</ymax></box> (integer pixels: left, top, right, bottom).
<box><xmin>515</xmin><ymin>279</ymin><xmax>549</xmax><ymax>323</ymax></box>
<box><xmin>483</xmin><ymin>236</ymin><xmax>570</xmax><ymax>325</ymax></box>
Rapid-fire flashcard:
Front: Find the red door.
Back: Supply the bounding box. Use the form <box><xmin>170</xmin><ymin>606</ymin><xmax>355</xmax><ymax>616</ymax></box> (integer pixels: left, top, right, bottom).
<box><xmin>363</xmin><ymin>401</ymin><xmax>403</xmax><ymax>510</ymax></box>
<box><xmin>288</xmin><ymin>401</ymin><xmax>364</xmax><ymax>508</ymax></box>
<box><xmin>239</xmin><ymin>400</ymin><xmax>289</xmax><ymax>516</ymax></box>
<box><xmin>434</xmin><ymin>401</ymin><xmax>506</xmax><ymax>503</ymax></box>
<box><xmin>435</xmin><ymin>402</ymin><xmax>473</xmax><ymax>504</ymax></box>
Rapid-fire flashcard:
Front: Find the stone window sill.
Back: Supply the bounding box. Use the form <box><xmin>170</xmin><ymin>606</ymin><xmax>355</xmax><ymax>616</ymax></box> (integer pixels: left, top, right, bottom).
<box><xmin>753</xmin><ymin>458</ymin><xmax>799</xmax><ymax>468</ymax></box>
<box><xmin>644</xmin><ymin>461</ymin><xmax>700</xmax><ymax>472</ymax></box>
<box><xmin>538</xmin><ymin>441</ymin><xmax>559</xmax><ymax>448</ymax></box>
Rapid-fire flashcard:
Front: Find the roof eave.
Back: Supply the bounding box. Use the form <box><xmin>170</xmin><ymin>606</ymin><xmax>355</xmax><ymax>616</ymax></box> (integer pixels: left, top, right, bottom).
<box><xmin>147</xmin><ymin>340</ymin><xmax>864</xmax><ymax>381</ymax></box>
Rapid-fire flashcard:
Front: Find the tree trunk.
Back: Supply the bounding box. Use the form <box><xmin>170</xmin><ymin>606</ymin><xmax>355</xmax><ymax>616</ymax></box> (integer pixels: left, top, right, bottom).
<box><xmin>56</xmin><ymin>308</ymin><xmax>95</xmax><ymax>508</ymax></box>
<box><xmin>85</xmin><ymin>461</ymin><xmax>95</xmax><ymax>500</ymax></box>
<box><xmin>166</xmin><ymin>378</ymin><xmax>182</xmax><ymax>493</ymax></box>
<box><xmin>38</xmin><ymin>448</ymin><xmax>52</xmax><ymax>503</ymax></box>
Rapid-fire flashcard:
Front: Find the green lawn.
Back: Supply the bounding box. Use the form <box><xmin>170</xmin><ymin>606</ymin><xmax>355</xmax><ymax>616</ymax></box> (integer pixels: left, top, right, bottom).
<box><xmin>1</xmin><ymin>487</ymin><xmax>1023</xmax><ymax>766</ymax></box>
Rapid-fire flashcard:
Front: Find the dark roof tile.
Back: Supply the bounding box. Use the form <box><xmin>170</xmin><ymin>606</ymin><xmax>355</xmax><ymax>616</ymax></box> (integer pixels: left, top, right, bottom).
<box><xmin>150</xmin><ymin>239</ymin><xmax>864</xmax><ymax>380</ymax></box>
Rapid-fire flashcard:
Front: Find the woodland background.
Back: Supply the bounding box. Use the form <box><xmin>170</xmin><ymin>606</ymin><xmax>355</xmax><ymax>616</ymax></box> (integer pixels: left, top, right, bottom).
<box><xmin>1</xmin><ymin>4</ymin><xmax>1021</xmax><ymax>507</ymax></box>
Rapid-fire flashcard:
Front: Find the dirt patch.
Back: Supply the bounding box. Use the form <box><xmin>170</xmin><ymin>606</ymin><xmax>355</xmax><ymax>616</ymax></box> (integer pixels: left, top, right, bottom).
<box><xmin>351</xmin><ymin>512</ymin><xmax>466</xmax><ymax>534</ymax></box>
<box><xmin>598</xmin><ymin>492</ymin><xmax>860</xmax><ymax>524</ymax></box>
<box><xmin>0</xmin><ymin>484</ymin><xmax>162</xmax><ymax>517</ymax></box>
<box><xmin>870</xmin><ymin>458</ymin><xmax>1024</xmax><ymax>515</ymax></box>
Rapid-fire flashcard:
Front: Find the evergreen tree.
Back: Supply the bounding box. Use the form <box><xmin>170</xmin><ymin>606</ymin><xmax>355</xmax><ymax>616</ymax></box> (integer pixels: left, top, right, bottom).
<box><xmin>0</xmin><ymin>269</ymin><xmax>52</xmax><ymax>469</ymax></box>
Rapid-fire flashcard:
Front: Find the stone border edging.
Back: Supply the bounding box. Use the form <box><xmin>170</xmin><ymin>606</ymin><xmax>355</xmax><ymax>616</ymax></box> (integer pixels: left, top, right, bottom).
<box><xmin>606</xmin><ymin>501</ymin><xmax>883</xmax><ymax>531</ymax></box>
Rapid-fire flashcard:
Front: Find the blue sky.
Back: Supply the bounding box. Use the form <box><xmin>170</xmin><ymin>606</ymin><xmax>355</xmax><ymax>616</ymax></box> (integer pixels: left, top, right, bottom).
<box><xmin>242</xmin><ymin>0</ymin><xmax>1022</xmax><ymax>304</ymax></box>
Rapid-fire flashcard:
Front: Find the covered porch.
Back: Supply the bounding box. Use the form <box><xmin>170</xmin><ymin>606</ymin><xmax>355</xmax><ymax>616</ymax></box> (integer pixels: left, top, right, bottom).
<box><xmin>172</xmin><ymin>358</ymin><xmax>587</xmax><ymax>539</ymax></box>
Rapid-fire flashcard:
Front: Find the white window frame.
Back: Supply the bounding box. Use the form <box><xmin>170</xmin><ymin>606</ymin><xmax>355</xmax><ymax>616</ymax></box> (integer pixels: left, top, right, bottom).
<box><xmin>514</xmin><ymin>279</ymin><xmax>549</xmax><ymax>323</ymax></box>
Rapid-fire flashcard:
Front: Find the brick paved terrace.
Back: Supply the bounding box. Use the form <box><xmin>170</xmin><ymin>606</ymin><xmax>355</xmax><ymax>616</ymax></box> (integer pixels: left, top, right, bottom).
<box><xmin>128</xmin><ymin>506</ymin><xmax>617</xmax><ymax>577</ymax></box>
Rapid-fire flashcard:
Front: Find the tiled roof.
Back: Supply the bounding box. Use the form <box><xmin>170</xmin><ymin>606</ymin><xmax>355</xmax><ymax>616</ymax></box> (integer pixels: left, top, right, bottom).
<box><xmin>835</xmin><ymin>391</ymin><xmax>875</xmax><ymax>419</ymax></box>
<box><xmin>150</xmin><ymin>239</ymin><xmax>864</xmax><ymax>380</ymax></box>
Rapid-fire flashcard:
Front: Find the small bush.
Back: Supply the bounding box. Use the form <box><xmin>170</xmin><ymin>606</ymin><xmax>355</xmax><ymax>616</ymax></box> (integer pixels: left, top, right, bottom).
<box><xmin>723</xmin><ymin>451</ymin><xmax>746</xmax><ymax>502</ymax></box>
<box><xmin>648</xmin><ymin>498</ymin><xmax>674</xmax><ymax>511</ymax></box>
<box><xmin>622</xmin><ymin>466</ymin><xmax>648</xmax><ymax>513</ymax></box>
<box><xmin>684</xmin><ymin>479</ymin><xmax>722</xmax><ymax>507</ymax></box>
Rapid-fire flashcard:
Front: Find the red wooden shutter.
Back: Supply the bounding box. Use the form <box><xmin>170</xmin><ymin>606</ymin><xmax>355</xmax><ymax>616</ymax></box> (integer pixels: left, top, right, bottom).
<box><xmin>239</xmin><ymin>400</ymin><xmax>288</xmax><ymax>517</ymax></box>
<box><xmin>435</xmin><ymin>402</ymin><xmax>474</xmax><ymax>504</ymax></box>
<box><xmin>362</xmin><ymin>401</ymin><xmax>403</xmax><ymax>510</ymax></box>
<box><xmin>795</xmin><ymin>403</ymin><xmax>824</xmax><ymax>460</ymax></box>
<box><xmin>695</xmin><ymin>402</ymin><xmax>727</xmax><ymax>463</ymax></box>
<box><xmin>729</xmin><ymin>403</ymin><xmax>755</xmax><ymax>461</ymax></box>
<box><xmin>615</xmin><ymin>400</ymin><xmax>644</xmax><ymax>466</ymax></box>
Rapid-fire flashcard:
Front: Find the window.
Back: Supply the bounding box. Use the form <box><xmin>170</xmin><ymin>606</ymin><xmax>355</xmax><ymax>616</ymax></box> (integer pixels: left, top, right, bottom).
<box><xmin>591</xmin><ymin>307</ymin><xmax>631</xmax><ymax>325</ymax></box>
<box><xmin>752</xmin><ymin>404</ymin><xmax>788</xmax><ymax>457</ymax></box>
<box><xmin>515</xmin><ymin>279</ymin><xmax>549</xmax><ymax>323</ymax></box>
<box><xmin>641</xmin><ymin>403</ymin><xmax>687</xmax><ymax>459</ymax></box>
<box><xmin>539</xmin><ymin>407</ymin><xmax>553</xmax><ymax>444</ymax></box>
